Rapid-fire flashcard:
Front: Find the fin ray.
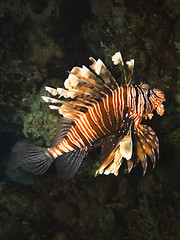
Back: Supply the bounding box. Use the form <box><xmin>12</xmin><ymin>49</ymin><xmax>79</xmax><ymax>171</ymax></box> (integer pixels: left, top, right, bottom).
<box><xmin>89</xmin><ymin>57</ymin><xmax>118</xmax><ymax>89</ymax></box>
<box><xmin>52</xmin><ymin>118</ymin><xmax>74</xmax><ymax>147</ymax></box>
<box><xmin>55</xmin><ymin>148</ymin><xmax>87</xmax><ymax>179</ymax></box>
<box><xmin>132</xmin><ymin>124</ymin><xmax>159</xmax><ymax>174</ymax></box>
<box><xmin>7</xmin><ymin>141</ymin><xmax>53</xmax><ymax>177</ymax></box>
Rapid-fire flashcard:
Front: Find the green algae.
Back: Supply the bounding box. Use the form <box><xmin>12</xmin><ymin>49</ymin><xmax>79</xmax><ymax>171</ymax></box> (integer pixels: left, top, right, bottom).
<box><xmin>23</xmin><ymin>86</ymin><xmax>58</xmax><ymax>146</ymax></box>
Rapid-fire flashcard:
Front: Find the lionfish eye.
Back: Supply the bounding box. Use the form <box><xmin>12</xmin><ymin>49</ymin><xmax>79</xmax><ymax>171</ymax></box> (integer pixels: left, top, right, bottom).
<box><xmin>152</xmin><ymin>88</ymin><xmax>165</xmax><ymax>101</ymax></box>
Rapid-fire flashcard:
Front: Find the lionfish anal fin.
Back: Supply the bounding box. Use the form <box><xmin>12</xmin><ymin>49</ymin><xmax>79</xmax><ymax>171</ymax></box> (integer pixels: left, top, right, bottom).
<box><xmin>55</xmin><ymin>148</ymin><xmax>87</xmax><ymax>179</ymax></box>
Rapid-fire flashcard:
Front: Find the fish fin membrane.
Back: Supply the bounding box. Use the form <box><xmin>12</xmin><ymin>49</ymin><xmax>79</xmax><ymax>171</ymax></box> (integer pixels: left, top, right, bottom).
<box><xmin>132</xmin><ymin>124</ymin><xmax>159</xmax><ymax>174</ymax></box>
<box><xmin>89</xmin><ymin>57</ymin><xmax>118</xmax><ymax>90</ymax></box>
<box><xmin>7</xmin><ymin>141</ymin><xmax>53</xmax><ymax>179</ymax></box>
<box><xmin>43</xmin><ymin>56</ymin><xmax>121</xmax><ymax>119</ymax></box>
<box><xmin>96</xmin><ymin>131</ymin><xmax>133</xmax><ymax>176</ymax></box>
<box><xmin>96</xmin><ymin>124</ymin><xmax>159</xmax><ymax>176</ymax></box>
<box><xmin>55</xmin><ymin>148</ymin><xmax>87</xmax><ymax>179</ymax></box>
<box><xmin>52</xmin><ymin>118</ymin><xmax>74</xmax><ymax>147</ymax></box>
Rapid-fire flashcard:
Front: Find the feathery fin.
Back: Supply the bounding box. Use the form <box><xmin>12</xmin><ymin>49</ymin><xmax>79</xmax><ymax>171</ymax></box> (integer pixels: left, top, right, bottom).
<box><xmin>112</xmin><ymin>52</ymin><xmax>124</xmax><ymax>66</ymax></box>
<box><xmin>52</xmin><ymin>118</ymin><xmax>74</xmax><ymax>147</ymax></box>
<box><xmin>132</xmin><ymin>125</ymin><xmax>159</xmax><ymax>174</ymax></box>
<box><xmin>126</xmin><ymin>59</ymin><xmax>134</xmax><ymax>85</ymax></box>
<box><xmin>112</xmin><ymin>51</ymin><xmax>127</xmax><ymax>84</ymax></box>
<box><xmin>96</xmin><ymin>123</ymin><xmax>158</xmax><ymax>176</ymax></box>
<box><xmin>7</xmin><ymin>141</ymin><xmax>53</xmax><ymax>178</ymax></box>
<box><xmin>89</xmin><ymin>57</ymin><xmax>118</xmax><ymax>90</ymax></box>
<box><xmin>112</xmin><ymin>51</ymin><xmax>135</xmax><ymax>85</ymax></box>
<box><xmin>55</xmin><ymin>148</ymin><xmax>87</xmax><ymax>179</ymax></box>
<box><xmin>96</xmin><ymin>131</ymin><xmax>133</xmax><ymax>176</ymax></box>
<box><xmin>42</xmin><ymin>51</ymin><xmax>131</xmax><ymax>119</ymax></box>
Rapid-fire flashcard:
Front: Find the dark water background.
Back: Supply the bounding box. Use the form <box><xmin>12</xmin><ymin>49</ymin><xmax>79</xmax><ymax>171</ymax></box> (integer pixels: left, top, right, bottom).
<box><xmin>0</xmin><ymin>0</ymin><xmax>179</xmax><ymax>239</ymax></box>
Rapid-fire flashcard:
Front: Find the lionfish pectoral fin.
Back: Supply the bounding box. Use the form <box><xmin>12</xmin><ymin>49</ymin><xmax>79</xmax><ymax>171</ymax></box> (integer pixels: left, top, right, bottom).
<box><xmin>55</xmin><ymin>148</ymin><xmax>87</xmax><ymax>179</ymax></box>
<box><xmin>119</xmin><ymin>133</ymin><xmax>133</xmax><ymax>160</ymax></box>
<box><xmin>115</xmin><ymin>132</ymin><xmax>134</xmax><ymax>174</ymax></box>
<box><xmin>95</xmin><ymin>131</ymin><xmax>124</xmax><ymax>176</ymax></box>
<box><xmin>95</xmin><ymin>149</ymin><xmax>115</xmax><ymax>176</ymax></box>
<box><xmin>134</xmin><ymin>124</ymin><xmax>159</xmax><ymax>174</ymax></box>
<box><xmin>96</xmin><ymin>132</ymin><xmax>133</xmax><ymax>176</ymax></box>
<box><xmin>103</xmin><ymin>148</ymin><xmax>123</xmax><ymax>176</ymax></box>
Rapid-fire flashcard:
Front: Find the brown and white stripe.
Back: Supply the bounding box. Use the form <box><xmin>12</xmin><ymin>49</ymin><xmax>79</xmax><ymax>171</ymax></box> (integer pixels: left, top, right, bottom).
<box><xmin>46</xmin><ymin>82</ymin><xmax>156</xmax><ymax>159</ymax></box>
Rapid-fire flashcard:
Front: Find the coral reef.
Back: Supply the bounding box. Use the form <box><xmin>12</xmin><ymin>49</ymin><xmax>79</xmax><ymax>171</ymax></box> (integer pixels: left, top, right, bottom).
<box><xmin>0</xmin><ymin>0</ymin><xmax>64</xmax><ymax>124</ymax></box>
<box><xmin>0</xmin><ymin>0</ymin><xmax>90</xmax><ymax>125</ymax></box>
<box><xmin>0</xmin><ymin>171</ymin><xmax>179</xmax><ymax>240</ymax></box>
<box><xmin>0</xmin><ymin>0</ymin><xmax>179</xmax><ymax>239</ymax></box>
<box><xmin>23</xmin><ymin>85</ymin><xmax>59</xmax><ymax>146</ymax></box>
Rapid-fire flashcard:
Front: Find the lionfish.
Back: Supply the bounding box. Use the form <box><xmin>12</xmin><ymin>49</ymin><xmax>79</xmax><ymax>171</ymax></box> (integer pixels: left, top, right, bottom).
<box><xmin>8</xmin><ymin>51</ymin><xmax>165</xmax><ymax>179</ymax></box>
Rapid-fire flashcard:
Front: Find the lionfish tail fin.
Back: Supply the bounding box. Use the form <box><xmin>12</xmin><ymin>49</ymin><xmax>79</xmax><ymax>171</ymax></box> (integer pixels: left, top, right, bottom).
<box><xmin>7</xmin><ymin>141</ymin><xmax>53</xmax><ymax>181</ymax></box>
<box><xmin>55</xmin><ymin>148</ymin><xmax>87</xmax><ymax>179</ymax></box>
<box><xmin>133</xmin><ymin>125</ymin><xmax>159</xmax><ymax>175</ymax></box>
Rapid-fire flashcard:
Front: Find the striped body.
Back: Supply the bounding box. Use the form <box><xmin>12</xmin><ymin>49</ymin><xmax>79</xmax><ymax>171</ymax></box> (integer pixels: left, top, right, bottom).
<box><xmin>47</xmin><ymin>86</ymin><xmax>130</xmax><ymax>159</ymax></box>
<box><xmin>46</xmin><ymin>83</ymin><xmax>163</xmax><ymax>157</ymax></box>
<box><xmin>41</xmin><ymin>51</ymin><xmax>165</xmax><ymax>177</ymax></box>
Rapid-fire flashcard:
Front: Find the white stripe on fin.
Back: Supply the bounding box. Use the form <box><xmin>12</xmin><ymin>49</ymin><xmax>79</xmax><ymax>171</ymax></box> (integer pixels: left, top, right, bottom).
<box><xmin>64</xmin><ymin>73</ymin><xmax>79</xmax><ymax>89</ymax></box>
<box><xmin>126</xmin><ymin>59</ymin><xmax>134</xmax><ymax>70</ymax></box>
<box><xmin>112</xmin><ymin>52</ymin><xmax>124</xmax><ymax>66</ymax></box>
<box><xmin>89</xmin><ymin>57</ymin><xmax>104</xmax><ymax>75</ymax></box>
<box><xmin>119</xmin><ymin>134</ymin><xmax>132</xmax><ymax>160</ymax></box>
<box><xmin>57</xmin><ymin>88</ymin><xmax>66</xmax><ymax>97</ymax></box>
<box><xmin>81</xmin><ymin>65</ymin><xmax>91</xmax><ymax>78</ymax></box>
<box><xmin>41</xmin><ymin>96</ymin><xmax>62</xmax><ymax>104</ymax></box>
<box><xmin>45</xmin><ymin>86</ymin><xmax>58</xmax><ymax>96</ymax></box>
<box><xmin>94</xmin><ymin>59</ymin><xmax>103</xmax><ymax>75</ymax></box>
<box><xmin>49</xmin><ymin>105</ymin><xmax>61</xmax><ymax>110</ymax></box>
